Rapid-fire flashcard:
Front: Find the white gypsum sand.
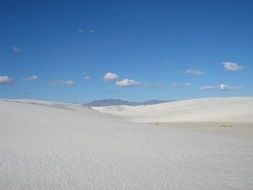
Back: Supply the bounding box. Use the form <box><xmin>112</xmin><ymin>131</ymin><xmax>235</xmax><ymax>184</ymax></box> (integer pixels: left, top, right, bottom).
<box><xmin>156</xmin><ymin>122</ymin><xmax>253</xmax><ymax>140</ymax></box>
<box><xmin>92</xmin><ymin>97</ymin><xmax>253</xmax><ymax>140</ymax></box>
<box><xmin>92</xmin><ymin>97</ymin><xmax>253</xmax><ymax>123</ymax></box>
<box><xmin>1</xmin><ymin>99</ymin><xmax>253</xmax><ymax>189</ymax></box>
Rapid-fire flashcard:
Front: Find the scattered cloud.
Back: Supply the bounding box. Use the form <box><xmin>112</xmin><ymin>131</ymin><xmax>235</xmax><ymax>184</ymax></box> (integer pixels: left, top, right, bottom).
<box><xmin>170</xmin><ymin>82</ymin><xmax>191</xmax><ymax>87</ymax></box>
<box><xmin>52</xmin><ymin>80</ymin><xmax>75</xmax><ymax>86</ymax></box>
<box><xmin>0</xmin><ymin>75</ymin><xmax>14</xmax><ymax>84</ymax></box>
<box><xmin>116</xmin><ymin>78</ymin><xmax>140</xmax><ymax>87</ymax></box>
<box><xmin>143</xmin><ymin>83</ymin><xmax>166</xmax><ymax>88</ymax></box>
<box><xmin>78</xmin><ymin>29</ymin><xmax>85</xmax><ymax>33</ymax></box>
<box><xmin>222</xmin><ymin>62</ymin><xmax>243</xmax><ymax>71</ymax></box>
<box><xmin>88</xmin><ymin>30</ymin><xmax>95</xmax><ymax>34</ymax></box>
<box><xmin>83</xmin><ymin>72</ymin><xmax>91</xmax><ymax>80</ymax></box>
<box><xmin>103</xmin><ymin>72</ymin><xmax>140</xmax><ymax>88</ymax></box>
<box><xmin>201</xmin><ymin>83</ymin><xmax>242</xmax><ymax>91</ymax></box>
<box><xmin>78</xmin><ymin>28</ymin><xmax>95</xmax><ymax>34</ymax></box>
<box><xmin>22</xmin><ymin>75</ymin><xmax>38</xmax><ymax>81</ymax></box>
<box><xmin>143</xmin><ymin>82</ymin><xmax>191</xmax><ymax>88</ymax></box>
<box><xmin>103</xmin><ymin>72</ymin><xmax>119</xmax><ymax>81</ymax></box>
<box><xmin>84</xmin><ymin>75</ymin><xmax>91</xmax><ymax>80</ymax></box>
<box><xmin>184</xmin><ymin>68</ymin><xmax>205</xmax><ymax>75</ymax></box>
<box><xmin>12</xmin><ymin>47</ymin><xmax>23</xmax><ymax>54</ymax></box>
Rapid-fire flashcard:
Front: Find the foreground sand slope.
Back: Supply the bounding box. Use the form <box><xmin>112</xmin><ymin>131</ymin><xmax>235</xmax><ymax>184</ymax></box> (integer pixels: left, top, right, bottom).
<box><xmin>93</xmin><ymin>97</ymin><xmax>253</xmax><ymax>123</ymax></box>
<box><xmin>1</xmin><ymin>99</ymin><xmax>253</xmax><ymax>189</ymax></box>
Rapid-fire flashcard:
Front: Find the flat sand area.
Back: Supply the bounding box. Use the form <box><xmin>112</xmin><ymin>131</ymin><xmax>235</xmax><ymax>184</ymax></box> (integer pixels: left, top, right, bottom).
<box><xmin>1</xmin><ymin>99</ymin><xmax>253</xmax><ymax>189</ymax></box>
<box><xmin>154</xmin><ymin>122</ymin><xmax>253</xmax><ymax>140</ymax></box>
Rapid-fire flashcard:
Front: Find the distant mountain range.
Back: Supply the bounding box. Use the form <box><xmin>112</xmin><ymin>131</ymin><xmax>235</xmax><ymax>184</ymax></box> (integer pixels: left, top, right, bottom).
<box><xmin>85</xmin><ymin>99</ymin><xmax>173</xmax><ymax>107</ymax></box>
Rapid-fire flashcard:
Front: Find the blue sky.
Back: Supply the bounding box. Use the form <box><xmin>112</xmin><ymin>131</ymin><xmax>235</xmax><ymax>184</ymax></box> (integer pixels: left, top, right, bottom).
<box><xmin>0</xmin><ymin>0</ymin><xmax>253</xmax><ymax>103</ymax></box>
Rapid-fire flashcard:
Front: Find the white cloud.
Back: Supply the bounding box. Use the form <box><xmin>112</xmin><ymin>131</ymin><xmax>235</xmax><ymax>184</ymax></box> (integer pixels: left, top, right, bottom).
<box><xmin>143</xmin><ymin>83</ymin><xmax>166</xmax><ymax>88</ymax></box>
<box><xmin>222</xmin><ymin>62</ymin><xmax>243</xmax><ymax>71</ymax></box>
<box><xmin>116</xmin><ymin>78</ymin><xmax>140</xmax><ymax>87</ymax></box>
<box><xmin>83</xmin><ymin>72</ymin><xmax>91</xmax><ymax>80</ymax></box>
<box><xmin>103</xmin><ymin>72</ymin><xmax>119</xmax><ymax>81</ymax></box>
<box><xmin>78</xmin><ymin>29</ymin><xmax>95</xmax><ymax>34</ymax></box>
<box><xmin>200</xmin><ymin>85</ymin><xmax>215</xmax><ymax>91</ymax></box>
<box><xmin>201</xmin><ymin>83</ymin><xmax>242</xmax><ymax>91</ymax></box>
<box><xmin>23</xmin><ymin>75</ymin><xmax>38</xmax><ymax>81</ymax></box>
<box><xmin>218</xmin><ymin>84</ymin><xmax>233</xmax><ymax>91</ymax></box>
<box><xmin>52</xmin><ymin>80</ymin><xmax>75</xmax><ymax>86</ymax></box>
<box><xmin>12</xmin><ymin>47</ymin><xmax>23</xmax><ymax>54</ymax></box>
<box><xmin>84</xmin><ymin>75</ymin><xmax>91</xmax><ymax>80</ymax></box>
<box><xmin>185</xmin><ymin>68</ymin><xmax>205</xmax><ymax>75</ymax></box>
<box><xmin>78</xmin><ymin>29</ymin><xmax>84</xmax><ymax>33</ymax></box>
<box><xmin>89</xmin><ymin>30</ymin><xmax>95</xmax><ymax>34</ymax></box>
<box><xmin>103</xmin><ymin>72</ymin><xmax>140</xmax><ymax>87</ymax></box>
<box><xmin>171</xmin><ymin>82</ymin><xmax>191</xmax><ymax>87</ymax></box>
<box><xmin>0</xmin><ymin>76</ymin><xmax>14</xmax><ymax>84</ymax></box>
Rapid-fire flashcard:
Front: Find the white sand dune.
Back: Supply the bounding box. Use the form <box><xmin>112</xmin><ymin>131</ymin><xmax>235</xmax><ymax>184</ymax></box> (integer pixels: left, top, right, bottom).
<box><xmin>93</xmin><ymin>97</ymin><xmax>253</xmax><ymax>123</ymax></box>
<box><xmin>1</xmin><ymin>99</ymin><xmax>253</xmax><ymax>189</ymax></box>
